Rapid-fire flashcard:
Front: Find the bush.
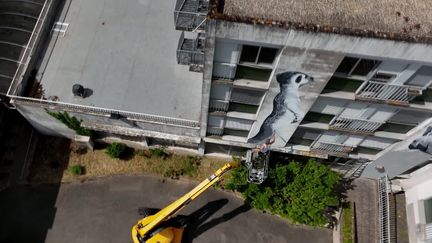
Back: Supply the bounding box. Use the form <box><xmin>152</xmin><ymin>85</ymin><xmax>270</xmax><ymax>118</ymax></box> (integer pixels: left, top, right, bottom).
<box><xmin>226</xmin><ymin>159</ymin><xmax>341</xmax><ymax>227</ymax></box>
<box><xmin>70</xmin><ymin>165</ymin><xmax>84</xmax><ymax>176</ymax></box>
<box><xmin>47</xmin><ymin>110</ymin><xmax>91</xmax><ymax>136</ymax></box>
<box><xmin>149</xmin><ymin>146</ymin><xmax>169</xmax><ymax>159</ymax></box>
<box><xmin>105</xmin><ymin>142</ymin><xmax>127</xmax><ymax>159</ymax></box>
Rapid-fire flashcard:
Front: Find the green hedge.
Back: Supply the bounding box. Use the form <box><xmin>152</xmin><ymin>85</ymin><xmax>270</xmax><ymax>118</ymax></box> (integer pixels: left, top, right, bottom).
<box><xmin>226</xmin><ymin>159</ymin><xmax>341</xmax><ymax>227</ymax></box>
<box><xmin>105</xmin><ymin>142</ymin><xmax>127</xmax><ymax>159</ymax></box>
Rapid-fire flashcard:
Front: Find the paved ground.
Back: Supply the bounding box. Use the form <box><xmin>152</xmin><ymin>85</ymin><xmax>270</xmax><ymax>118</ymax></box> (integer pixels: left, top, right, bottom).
<box><xmin>347</xmin><ymin>178</ymin><xmax>379</xmax><ymax>243</ymax></box>
<box><xmin>0</xmin><ymin>175</ymin><xmax>332</xmax><ymax>243</ymax></box>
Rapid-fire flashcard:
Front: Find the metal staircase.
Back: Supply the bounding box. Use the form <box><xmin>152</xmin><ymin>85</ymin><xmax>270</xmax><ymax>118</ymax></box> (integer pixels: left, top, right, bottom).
<box><xmin>174</xmin><ymin>0</ymin><xmax>208</xmax><ymax>32</ymax></box>
<box><xmin>174</xmin><ymin>0</ymin><xmax>208</xmax><ymax>72</ymax></box>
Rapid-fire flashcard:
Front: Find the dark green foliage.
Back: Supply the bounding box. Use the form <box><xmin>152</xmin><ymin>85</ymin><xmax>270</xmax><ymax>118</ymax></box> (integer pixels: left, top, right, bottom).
<box><xmin>149</xmin><ymin>146</ymin><xmax>169</xmax><ymax>159</ymax></box>
<box><xmin>226</xmin><ymin>159</ymin><xmax>341</xmax><ymax>227</ymax></box>
<box><xmin>105</xmin><ymin>142</ymin><xmax>127</xmax><ymax>159</ymax></box>
<box><xmin>47</xmin><ymin>110</ymin><xmax>91</xmax><ymax>136</ymax></box>
<box><xmin>70</xmin><ymin>165</ymin><xmax>84</xmax><ymax>176</ymax></box>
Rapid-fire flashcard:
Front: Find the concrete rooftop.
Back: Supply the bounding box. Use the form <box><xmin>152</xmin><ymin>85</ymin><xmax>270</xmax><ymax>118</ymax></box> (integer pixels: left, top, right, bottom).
<box><xmin>39</xmin><ymin>0</ymin><xmax>203</xmax><ymax>121</ymax></box>
<box><xmin>219</xmin><ymin>0</ymin><xmax>432</xmax><ymax>43</ymax></box>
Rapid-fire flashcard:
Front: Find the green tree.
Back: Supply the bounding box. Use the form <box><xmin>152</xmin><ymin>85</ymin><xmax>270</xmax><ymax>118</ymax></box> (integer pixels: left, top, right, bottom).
<box><xmin>226</xmin><ymin>159</ymin><xmax>341</xmax><ymax>227</ymax></box>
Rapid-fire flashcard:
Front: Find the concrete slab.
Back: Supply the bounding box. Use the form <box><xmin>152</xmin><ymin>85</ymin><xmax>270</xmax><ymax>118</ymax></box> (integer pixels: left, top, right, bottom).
<box><xmin>39</xmin><ymin>0</ymin><xmax>203</xmax><ymax>121</ymax></box>
<box><xmin>0</xmin><ymin>175</ymin><xmax>332</xmax><ymax>243</ymax></box>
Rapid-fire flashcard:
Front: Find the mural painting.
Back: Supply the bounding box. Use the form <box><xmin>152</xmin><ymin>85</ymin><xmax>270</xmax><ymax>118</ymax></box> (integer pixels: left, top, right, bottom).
<box><xmin>409</xmin><ymin>126</ymin><xmax>432</xmax><ymax>154</ymax></box>
<box><xmin>248</xmin><ymin>71</ymin><xmax>314</xmax><ymax>146</ymax></box>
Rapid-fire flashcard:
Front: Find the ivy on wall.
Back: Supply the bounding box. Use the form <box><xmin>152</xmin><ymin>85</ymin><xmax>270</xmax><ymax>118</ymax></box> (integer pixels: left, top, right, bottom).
<box><xmin>46</xmin><ymin>110</ymin><xmax>91</xmax><ymax>136</ymax></box>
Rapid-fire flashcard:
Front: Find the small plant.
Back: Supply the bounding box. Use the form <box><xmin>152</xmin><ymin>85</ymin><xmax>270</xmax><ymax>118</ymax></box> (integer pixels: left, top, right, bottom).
<box><xmin>47</xmin><ymin>110</ymin><xmax>91</xmax><ymax>136</ymax></box>
<box><xmin>149</xmin><ymin>146</ymin><xmax>169</xmax><ymax>159</ymax></box>
<box><xmin>105</xmin><ymin>142</ymin><xmax>127</xmax><ymax>159</ymax></box>
<box><xmin>163</xmin><ymin>166</ymin><xmax>182</xmax><ymax>179</ymax></box>
<box><xmin>180</xmin><ymin>155</ymin><xmax>200</xmax><ymax>177</ymax></box>
<box><xmin>70</xmin><ymin>165</ymin><xmax>84</xmax><ymax>176</ymax></box>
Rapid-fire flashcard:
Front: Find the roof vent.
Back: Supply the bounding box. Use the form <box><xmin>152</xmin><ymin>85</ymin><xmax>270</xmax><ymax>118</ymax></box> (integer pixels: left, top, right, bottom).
<box><xmin>72</xmin><ymin>84</ymin><xmax>85</xmax><ymax>97</ymax></box>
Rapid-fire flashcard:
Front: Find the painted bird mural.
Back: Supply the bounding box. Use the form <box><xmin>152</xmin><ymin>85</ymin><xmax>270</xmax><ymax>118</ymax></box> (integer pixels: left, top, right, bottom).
<box><xmin>248</xmin><ymin>71</ymin><xmax>314</xmax><ymax>145</ymax></box>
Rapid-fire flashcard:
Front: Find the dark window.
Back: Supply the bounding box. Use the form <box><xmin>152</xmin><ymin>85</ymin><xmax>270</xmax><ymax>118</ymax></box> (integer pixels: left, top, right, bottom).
<box><xmin>372</xmin><ymin>72</ymin><xmax>396</xmax><ymax>82</ymax></box>
<box><xmin>235</xmin><ymin>66</ymin><xmax>272</xmax><ymax>81</ymax></box>
<box><xmin>336</xmin><ymin>57</ymin><xmax>359</xmax><ymax>74</ymax></box>
<box><xmin>228</xmin><ymin>102</ymin><xmax>259</xmax><ymax>114</ymax></box>
<box><xmin>257</xmin><ymin>47</ymin><xmax>278</xmax><ymax>64</ymax></box>
<box><xmin>425</xmin><ymin>198</ymin><xmax>432</xmax><ymax>224</ymax></box>
<box><xmin>223</xmin><ymin>128</ymin><xmax>250</xmax><ymax>137</ymax></box>
<box><xmin>351</xmin><ymin>59</ymin><xmax>380</xmax><ymax>76</ymax></box>
<box><xmin>240</xmin><ymin>45</ymin><xmax>259</xmax><ymax>63</ymax></box>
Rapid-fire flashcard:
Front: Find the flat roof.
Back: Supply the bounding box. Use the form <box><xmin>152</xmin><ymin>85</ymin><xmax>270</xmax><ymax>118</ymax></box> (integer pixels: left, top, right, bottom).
<box><xmin>215</xmin><ymin>0</ymin><xmax>432</xmax><ymax>43</ymax></box>
<box><xmin>39</xmin><ymin>0</ymin><xmax>203</xmax><ymax>121</ymax></box>
<box><xmin>361</xmin><ymin>150</ymin><xmax>431</xmax><ymax>179</ymax></box>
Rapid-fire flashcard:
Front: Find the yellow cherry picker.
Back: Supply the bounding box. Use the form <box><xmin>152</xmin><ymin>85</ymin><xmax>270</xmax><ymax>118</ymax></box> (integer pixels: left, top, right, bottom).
<box><xmin>131</xmin><ymin>145</ymin><xmax>271</xmax><ymax>243</ymax></box>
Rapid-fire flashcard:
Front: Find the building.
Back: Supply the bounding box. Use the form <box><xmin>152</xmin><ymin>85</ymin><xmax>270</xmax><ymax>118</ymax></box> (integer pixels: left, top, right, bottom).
<box><xmin>4</xmin><ymin>0</ymin><xmax>432</xmax><ymax>161</ymax></box>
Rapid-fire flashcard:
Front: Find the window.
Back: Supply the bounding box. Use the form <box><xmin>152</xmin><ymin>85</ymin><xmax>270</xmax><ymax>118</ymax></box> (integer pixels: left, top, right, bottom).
<box><xmin>235</xmin><ymin>66</ymin><xmax>272</xmax><ymax>81</ymax></box>
<box><xmin>351</xmin><ymin>59</ymin><xmax>380</xmax><ymax>76</ymax></box>
<box><xmin>371</xmin><ymin>72</ymin><xmax>397</xmax><ymax>82</ymax></box>
<box><xmin>239</xmin><ymin>45</ymin><xmax>279</xmax><ymax>65</ymax></box>
<box><xmin>335</xmin><ymin>56</ymin><xmax>381</xmax><ymax>77</ymax></box>
<box><xmin>425</xmin><ymin>198</ymin><xmax>432</xmax><ymax>224</ymax></box>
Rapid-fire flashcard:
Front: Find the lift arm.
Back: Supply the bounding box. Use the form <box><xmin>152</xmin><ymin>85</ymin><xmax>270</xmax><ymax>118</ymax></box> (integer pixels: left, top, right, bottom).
<box><xmin>132</xmin><ymin>162</ymin><xmax>238</xmax><ymax>241</ymax></box>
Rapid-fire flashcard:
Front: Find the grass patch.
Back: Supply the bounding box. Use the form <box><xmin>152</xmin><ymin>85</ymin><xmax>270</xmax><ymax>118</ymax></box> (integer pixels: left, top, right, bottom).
<box><xmin>341</xmin><ymin>202</ymin><xmax>354</xmax><ymax>243</ymax></box>
<box><xmin>63</xmin><ymin>144</ymin><xmax>229</xmax><ymax>182</ymax></box>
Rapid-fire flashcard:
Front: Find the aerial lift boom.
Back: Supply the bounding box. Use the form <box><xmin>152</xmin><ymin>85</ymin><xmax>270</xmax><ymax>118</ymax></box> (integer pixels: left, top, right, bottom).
<box><xmin>131</xmin><ymin>163</ymin><xmax>239</xmax><ymax>243</ymax></box>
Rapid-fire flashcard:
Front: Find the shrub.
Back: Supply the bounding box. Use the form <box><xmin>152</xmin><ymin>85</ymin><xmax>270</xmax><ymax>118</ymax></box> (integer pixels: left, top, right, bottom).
<box><xmin>47</xmin><ymin>110</ymin><xmax>91</xmax><ymax>136</ymax></box>
<box><xmin>70</xmin><ymin>165</ymin><xmax>84</xmax><ymax>176</ymax></box>
<box><xmin>105</xmin><ymin>142</ymin><xmax>126</xmax><ymax>159</ymax></box>
<box><xmin>149</xmin><ymin>146</ymin><xmax>169</xmax><ymax>159</ymax></box>
<box><xmin>226</xmin><ymin>159</ymin><xmax>341</xmax><ymax>227</ymax></box>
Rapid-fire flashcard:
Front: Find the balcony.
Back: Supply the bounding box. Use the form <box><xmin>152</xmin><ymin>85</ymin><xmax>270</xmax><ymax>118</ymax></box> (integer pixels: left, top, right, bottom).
<box><xmin>207</xmin><ymin>126</ymin><xmax>223</xmax><ymax>136</ymax></box>
<box><xmin>355</xmin><ymin>81</ymin><xmax>422</xmax><ymax>106</ymax></box>
<box><xmin>209</xmin><ymin>99</ymin><xmax>229</xmax><ymax>113</ymax></box>
<box><xmin>329</xmin><ymin>116</ymin><xmax>384</xmax><ymax>135</ymax></box>
<box><xmin>174</xmin><ymin>0</ymin><xmax>208</xmax><ymax>31</ymax></box>
<box><xmin>177</xmin><ymin>32</ymin><xmax>204</xmax><ymax>70</ymax></box>
<box><xmin>310</xmin><ymin>140</ymin><xmax>354</xmax><ymax>157</ymax></box>
<box><xmin>230</xmin><ymin>88</ymin><xmax>264</xmax><ymax>106</ymax></box>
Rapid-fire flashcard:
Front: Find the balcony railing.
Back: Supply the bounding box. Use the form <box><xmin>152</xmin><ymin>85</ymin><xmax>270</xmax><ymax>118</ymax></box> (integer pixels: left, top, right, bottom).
<box><xmin>174</xmin><ymin>0</ymin><xmax>208</xmax><ymax>31</ymax></box>
<box><xmin>207</xmin><ymin>126</ymin><xmax>223</xmax><ymax>136</ymax></box>
<box><xmin>355</xmin><ymin>81</ymin><xmax>422</xmax><ymax>106</ymax></box>
<box><xmin>209</xmin><ymin>99</ymin><xmax>229</xmax><ymax>112</ymax></box>
<box><xmin>176</xmin><ymin>32</ymin><xmax>204</xmax><ymax>67</ymax></box>
<box><xmin>329</xmin><ymin>116</ymin><xmax>384</xmax><ymax>135</ymax></box>
<box><xmin>230</xmin><ymin>90</ymin><xmax>263</xmax><ymax>105</ymax></box>
<box><xmin>310</xmin><ymin>140</ymin><xmax>354</xmax><ymax>157</ymax></box>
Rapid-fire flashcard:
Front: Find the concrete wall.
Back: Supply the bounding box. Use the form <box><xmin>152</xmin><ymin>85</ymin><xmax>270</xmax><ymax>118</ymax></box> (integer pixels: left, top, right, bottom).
<box><xmin>211</xmin><ymin>20</ymin><xmax>432</xmax><ymax>154</ymax></box>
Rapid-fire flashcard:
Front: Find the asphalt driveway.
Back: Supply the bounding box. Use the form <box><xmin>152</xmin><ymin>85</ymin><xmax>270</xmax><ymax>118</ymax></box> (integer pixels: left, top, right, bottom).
<box><xmin>0</xmin><ymin>175</ymin><xmax>331</xmax><ymax>243</ymax></box>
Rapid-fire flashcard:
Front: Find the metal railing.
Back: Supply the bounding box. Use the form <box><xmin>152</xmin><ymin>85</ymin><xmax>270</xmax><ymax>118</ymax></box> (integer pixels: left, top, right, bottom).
<box><xmin>7</xmin><ymin>0</ymin><xmax>51</xmax><ymax>96</ymax></box>
<box><xmin>176</xmin><ymin>32</ymin><xmax>204</xmax><ymax>66</ymax></box>
<box><xmin>212</xmin><ymin>62</ymin><xmax>236</xmax><ymax>80</ymax></box>
<box><xmin>329</xmin><ymin>116</ymin><xmax>384</xmax><ymax>135</ymax></box>
<box><xmin>310</xmin><ymin>140</ymin><xmax>354</xmax><ymax>157</ymax></box>
<box><xmin>206</xmin><ymin>126</ymin><xmax>224</xmax><ymax>136</ymax></box>
<box><xmin>378</xmin><ymin>175</ymin><xmax>392</xmax><ymax>243</ymax></box>
<box><xmin>355</xmin><ymin>81</ymin><xmax>420</xmax><ymax>106</ymax></box>
<box><xmin>209</xmin><ymin>99</ymin><xmax>229</xmax><ymax>112</ymax></box>
<box><xmin>230</xmin><ymin>90</ymin><xmax>262</xmax><ymax>105</ymax></box>
<box><xmin>174</xmin><ymin>11</ymin><xmax>207</xmax><ymax>31</ymax></box>
<box><xmin>10</xmin><ymin>96</ymin><xmax>200</xmax><ymax>128</ymax></box>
